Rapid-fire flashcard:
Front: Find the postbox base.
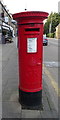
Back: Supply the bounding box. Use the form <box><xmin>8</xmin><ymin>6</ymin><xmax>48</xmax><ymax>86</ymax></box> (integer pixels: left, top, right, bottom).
<box><xmin>19</xmin><ymin>89</ymin><xmax>42</xmax><ymax>110</ymax></box>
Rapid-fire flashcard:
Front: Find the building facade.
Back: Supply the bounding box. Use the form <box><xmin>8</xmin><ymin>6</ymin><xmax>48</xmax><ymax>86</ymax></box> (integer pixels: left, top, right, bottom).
<box><xmin>56</xmin><ymin>23</ymin><xmax>60</xmax><ymax>39</ymax></box>
<box><xmin>0</xmin><ymin>0</ymin><xmax>16</xmax><ymax>43</ymax></box>
<box><xmin>58</xmin><ymin>1</ymin><xmax>60</xmax><ymax>14</ymax></box>
<box><xmin>0</xmin><ymin>0</ymin><xmax>2</xmax><ymax>43</ymax></box>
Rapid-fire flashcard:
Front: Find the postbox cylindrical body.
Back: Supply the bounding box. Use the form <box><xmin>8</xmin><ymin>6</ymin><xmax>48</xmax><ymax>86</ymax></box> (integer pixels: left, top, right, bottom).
<box><xmin>12</xmin><ymin>11</ymin><xmax>48</xmax><ymax>109</ymax></box>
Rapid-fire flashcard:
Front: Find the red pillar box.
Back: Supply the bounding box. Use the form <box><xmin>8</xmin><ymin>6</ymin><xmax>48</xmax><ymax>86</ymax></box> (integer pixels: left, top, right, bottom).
<box><xmin>12</xmin><ymin>11</ymin><xmax>48</xmax><ymax>109</ymax></box>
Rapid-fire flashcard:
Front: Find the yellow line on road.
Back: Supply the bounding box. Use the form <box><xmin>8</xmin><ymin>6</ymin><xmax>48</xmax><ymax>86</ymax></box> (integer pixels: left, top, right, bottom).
<box><xmin>43</xmin><ymin>64</ymin><xmax>60</xmax><ymax>97</ymax></box>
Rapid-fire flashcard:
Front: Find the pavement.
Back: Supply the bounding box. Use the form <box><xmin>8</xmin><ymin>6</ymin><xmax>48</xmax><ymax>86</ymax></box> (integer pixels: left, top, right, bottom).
<box><xmin>0</xmin><ymin>37</ymin><xmax>59</xmax><ymax>119</ymax></box>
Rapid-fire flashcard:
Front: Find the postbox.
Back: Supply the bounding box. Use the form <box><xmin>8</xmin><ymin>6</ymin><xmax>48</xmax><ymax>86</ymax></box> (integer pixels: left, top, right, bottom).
<box><xmin>12</xmin><ymin>11</ymin><xmax>48</xmax><ymax>109</ymax></box>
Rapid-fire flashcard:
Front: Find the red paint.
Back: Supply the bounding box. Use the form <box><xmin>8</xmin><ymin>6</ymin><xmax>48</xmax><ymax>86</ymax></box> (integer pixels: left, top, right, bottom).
<box><xmin>12</xmin><ymin>11</ymin><xmax>48</xmax><ymax>92</ymax></box>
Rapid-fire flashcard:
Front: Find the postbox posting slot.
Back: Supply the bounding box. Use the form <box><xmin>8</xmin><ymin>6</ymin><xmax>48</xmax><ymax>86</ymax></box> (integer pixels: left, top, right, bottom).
<box><xmin>25</xmin><ymin>28</ymin><xmax>40</xmax><ymax>32</ymax></box>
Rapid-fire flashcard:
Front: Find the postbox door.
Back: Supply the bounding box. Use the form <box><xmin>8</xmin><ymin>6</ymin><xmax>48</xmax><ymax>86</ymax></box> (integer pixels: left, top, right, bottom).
<box><xmin>18</xmin><ymin>24</ymin><xmax>43</xmax><ymax>92</ymax></box>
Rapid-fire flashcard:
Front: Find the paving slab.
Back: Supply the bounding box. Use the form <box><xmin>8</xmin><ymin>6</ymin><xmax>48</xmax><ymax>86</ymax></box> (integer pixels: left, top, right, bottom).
<box><xmin>0</xmin><ymin>44</ymin><xmax>2</xmax><ymax>120</ymax></box>
<box><xmin>21</xmin><ymin>110</ymin><xmax>41</xmax><ymax>118</ymax></box>
<box><xmin>0</xmin><ymin>115</ymin><xmax>2</xmax><ymax>120</ymax></box>
<box><xmin>0</xmin><ymin>102</ymin><xmax>2</xmax><ymax>116</ymax></box>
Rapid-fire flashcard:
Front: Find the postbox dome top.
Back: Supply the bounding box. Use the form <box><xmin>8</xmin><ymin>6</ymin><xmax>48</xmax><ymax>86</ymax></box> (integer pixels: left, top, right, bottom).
<box><xmin>12</xmin><ymin>11</ymin><xmax>49</xmax><ymax>20</ymax></box>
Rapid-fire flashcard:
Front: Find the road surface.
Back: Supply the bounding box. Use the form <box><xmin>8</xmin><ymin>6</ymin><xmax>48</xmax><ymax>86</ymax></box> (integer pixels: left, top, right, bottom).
<box><xmin>43</xmin><ymin>38</ymin><xmax>59</xmax><ymax>113</ymax></box>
